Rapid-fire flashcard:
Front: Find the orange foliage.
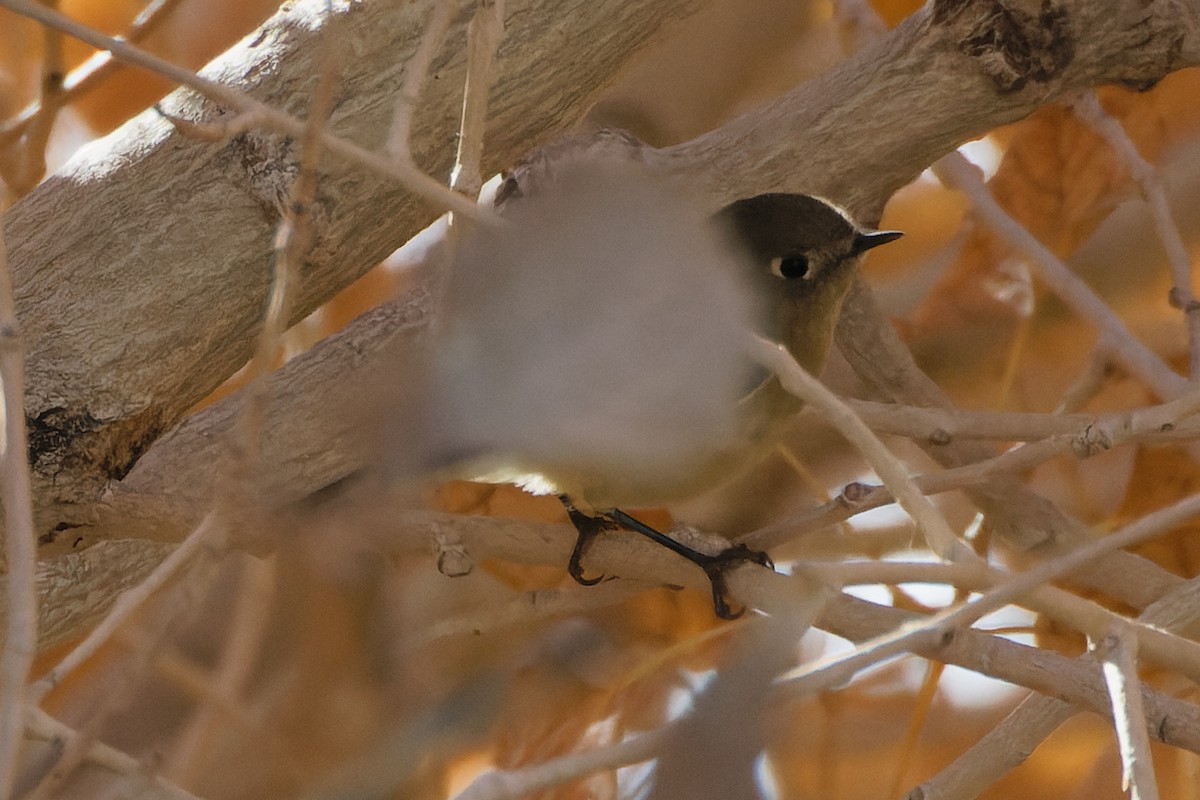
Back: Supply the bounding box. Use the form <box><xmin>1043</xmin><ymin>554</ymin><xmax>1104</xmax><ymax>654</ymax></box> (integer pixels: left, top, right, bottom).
<box><xmin>9</xmin><ymin>2</ymin><xmax>1200</xmax><ymax>800</ymax></box>
<box><xmin>910</xmin><ymin>70</ymin><xmax>1200</xmax><ymax>388</ymax></box>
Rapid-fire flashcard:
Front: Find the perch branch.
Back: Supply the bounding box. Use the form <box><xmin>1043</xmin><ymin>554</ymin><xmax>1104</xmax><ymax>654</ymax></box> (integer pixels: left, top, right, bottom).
<box><xmin>4</xmin><ymin>0</ymin><xmax>1200</xmax><ymax>647</ymax></box>
<box><xmin>2</xmin><ymin>0</ymin><xmax>691</xmax><ymax>554</ymax></box>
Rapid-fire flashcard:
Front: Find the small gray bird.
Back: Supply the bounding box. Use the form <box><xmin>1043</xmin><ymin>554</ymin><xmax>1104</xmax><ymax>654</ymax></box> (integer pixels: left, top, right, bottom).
<box><xmin>425</xmin><ymin>155</ymin><xmax>900</xmax><ymax>617</ymax></box>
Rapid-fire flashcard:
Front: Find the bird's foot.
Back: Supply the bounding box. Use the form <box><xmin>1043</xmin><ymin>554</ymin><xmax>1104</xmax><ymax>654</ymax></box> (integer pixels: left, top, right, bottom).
<box><xmin>693</xmin><ymin>544</ymin><xmax>775</xmax><ymax>619</ymax></box>
<box><xmin>559</xmin><ymin>495</ymin><xmax>618</xmax><ymax>586</ymax></box>
<box><xmin>558</xmin><ymin>498</ymin><xmax>775</xmax><ymax>617</ymax></box>
<box><xmin>604</xmin><ymin>508</ymin><xmax>774</xmax><ymax>619</ymax></box>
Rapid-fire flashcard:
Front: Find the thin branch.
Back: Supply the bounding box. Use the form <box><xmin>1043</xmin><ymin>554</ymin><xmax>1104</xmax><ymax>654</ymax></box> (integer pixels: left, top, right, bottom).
<box><xmin>817</xmin><ymin>593</ymin><xmax>1200</xmax><ymax>754</ymax></box>
<box><xmin>1068</xmin><ymin>90</ymin><xmax>1200</xmax><ymax>381</ymax></box>
<box><xmin>24</xmin><ymin>707</ymin><xmax>201</xmax><ymax>800</ymax></box>
<box><xmin>816</xmin><ymin>560</ymin><xmax>1200</xmax><ymax>683</ymax></box>
<box><xmin>933</xmin><ymin>152</ymin><xmax>1189</xmax><ymax>400</ymax></box>
<box><xmin>1056</xmin><ymin>340</ymin><xmax>1119</xmax><ymax>414</ymax></box>
<box><xmin>836</xmin><ymin>277</ymin><xmax>1186</xmax><ymax>611</ymax></box>
<box><xmin>911</xmin><ymin>574</ymin><xmax>1200</xmax><ymax>797</ymax></box>
<box><xmin>385</xmin><ymin>0</ymin><xmax>456</xmax><ymax>161</ymax></box>
<box><xmin>0</xmin><ymin>0</ymin><xmax>497</xmax><ymax>225</ymax></box>
<box><xmin>0</xmin><ymin>0</ymin><xmax>185</xmax><ymax>145</ymax></box>
<box><xmin>25</xmin><ymin>512</ymin><xmax>221</xmax><ymax>704</ymax></box>
<box><xmin>0</xmin><ymin>189</ymin><xmax>37</xmax><ymax>800</ymax></box>
<box><xmin>906</xmin><ymin>694</ymin><xmax>1076</xmax><ymax>799</ymax></box>
<box><xmin>409</xmin><ymin>580</ymin><xmax>639</xmax><ymax>648</ymax></box>
<box><xmin>155</xmin><ymin>28</ymin><xmax>338</xmax><ymax>784</ymax></box>
<box><xmin>151</xmin><ymin>647</ymin><xmax>259</xmax><ymax>732</ymax></box>
<box><xmin>1098</xmin><ymin>623</ymin><xmax>1160</xmax><ymax>800</ymax></box>
<box><xmin>452</xmin><ymin>727</ymin><xmax>671</xmax><ymax>800</ymax></box>
<box><xmin>847</xmin><ymin>392</ymin><xmax>1200</xmax><ymax>445</ymax></box>
<box><xmin>23</xmin><ymin>576</ymin><xmax>201</xmax><ymax>800</ymax></box>
<box><xmin>780</xmin><ymin>492</ymin><xmax>1200</xmax><ymax>694</ymax></box>
<box><xmin>0</xmin><ymin>0</ymin><xmax>64</xmax><ymax>196</ymax></box>
<box><xmin>751</xmin><ymin>386</ymin><xmax>1200</xmax><ymax>555</ymax></box>
<box><xmin>450</xmin><ymin>0</ymin><xmax>506</xmax><ymax>197</ymax></box>
<box><xmin>230</xmin><ymin>23</ymin><xmax>341</xmax><ymax>490</ymax></box>
<box><xmin>750</xmin><ymin>335</ymin><xmax>972</xmax><ymax>562</ymax></box>
<box><xmin>162</xmin><ymin>557</ymin><xmax>276</xmax><ymax>782</ymax></box>
<box><xmin>844</xmin><ymin>399</ymin><xmax>1094</xmax><ymax>441</ymax></box>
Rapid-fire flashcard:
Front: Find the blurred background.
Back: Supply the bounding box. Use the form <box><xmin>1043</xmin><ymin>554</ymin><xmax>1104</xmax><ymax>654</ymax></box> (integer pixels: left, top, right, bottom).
<box><xmin>4</xmin><ymin>0</ymin><xmax>1200</xmax><ymax>798</ymax></box>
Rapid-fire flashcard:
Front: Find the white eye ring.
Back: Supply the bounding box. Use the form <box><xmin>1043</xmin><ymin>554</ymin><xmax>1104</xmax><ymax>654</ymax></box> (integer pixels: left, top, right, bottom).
<box><xmin>769</xmin><ymin>254</ymin><xmax>811</xmax><ymax>280</ymax></box>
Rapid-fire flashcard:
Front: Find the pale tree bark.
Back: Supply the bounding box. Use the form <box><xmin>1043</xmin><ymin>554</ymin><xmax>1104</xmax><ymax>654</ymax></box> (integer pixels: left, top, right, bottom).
<box><xmin>2</xmin><ymin>0</ymin><xmax>712</xmax><ymax>554</ymax></box>
<box><xmin>6</xmin><ymin>0</ymin><xmax>1200</xmax><ymax>648</ymax></box>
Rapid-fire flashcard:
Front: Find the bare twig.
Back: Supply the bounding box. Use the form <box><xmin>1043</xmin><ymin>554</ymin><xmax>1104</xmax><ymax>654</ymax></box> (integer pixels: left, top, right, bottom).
<box><xmin>453</xmin><ymin>726</ymin><xmax>671</xmax><ymax>800</ymax></box>
<box><xmin>150</xmin><ymin>105</ymin><xmax>270</xmax><ymax>142</ymax></box>
<box><xmin>843</xmin><ymin>399</ymin><xmax>1094</xmax><ymax>441</ymax></box>
<box><xmin>385</xmin><ymin>0</ymin><xmax>456</xmax><ymax>161</ymax></box>
<box><xmin>1098</xmin><ymin>623</ymin><xmax>1160</xmax><ymax>800</ymax></box>
<box><xmin>0</xmin><ymin>185</ymin><xmax>38</xmax><ymax>800</ymax></box>
<box><xmin>410</xmin><ymin>580</ymin><xmax>639</xmax><ymax>648</ymax></box>
<box><xmin>0</xmin><ymin>0</ymin><xmax>496</xmax><ymax>225</ymax></box>
<box><xmin>0</xmin><ymin>0</ymin><xmax>185</xmax><ymax>146</ymax></box>
<box><xmin>817</xmin><ymin>560</ymin><xmax>1200</xmax><ymax>683</ymax></box>
<box><xmin>840</xmin><ymin>569</ymin><xmax>1200</xmax><ymax>797</ymax></box>
<box><xmin>163</xmin><ymin>556</ymin><xmax>276</xmax><ymax>782</ymax></box>
<box><xmin>752</xmin><ymin>387</ymin><xmax>1200</xmax><ymax>556</ymax></box>
<box><xmin>746</xmin><ymin>337</ymin><xmax>1200</xmax><ymax>698</ymax></box>
<box><xmin>907</xmin><ymin>694</ymin><xmax>1076</xmax><ymax>799</ymax></box>
<box><xmin>752</xmin><ymin>336</ymin><xmax>1192</xmax><ymax>654</ymax></box>
<box><xmin>1068</xmin><ymin>91</ymin><xmax>1200</xmax><ymax>381</ymax></box>
<box><xmin>25</xmin><ymin>512</ymin><xmax>221</xmax><ymax>704</ymax></box>
<box><xmin>818</xmin><ymin>593</ymin><xmax>1200</xmax><ymax>754</ymax></box>
<box><xmin>1056</xmin><ymin>340</ymin><xmax>1118</xmax><ymax>414</ymax></box>
<box><xmin>25</xmin><ymin>707</ymin><xmax>201</xmax><ymax>800</ymax></box>
<box><xmin>846</xmin><ymin>394</ymin><xmax>1200</xmax><ymax>445</ymax></box>
<box><xmin>836</xmin><ymin>277</ymin><xmax>1186</xmax><ymax>611</ymax></box>
<box><xmin>450</xmin><ymin>0</ymin><xmax>506</xmax><ymax>197</ymax></box>
<box><xmin>933</xmin><ymin>152</ymin><xmax>1189</xmax><ymax>400</ymax></box>
<box><xmin>160</xmin><ymin>25</ymin><xmax>339</xmax><ymax>783</ymax></box>
<box><xmin>151</xmin><ymin>646</ymin><xmax>262</xmax><ymax>734</ymax></box>
<box><xmin>0</xmin><ymin>1</ymin><xmax>64</xmax><ymax>196</ymax></box>
<box><xmin>8</xmin><ymin>67</ymin><xmax>352</xmax><ymax>770</ymax></box>
<box><xmin>22</xmin><ymin>550</ymin><xmax>225</xmax><ymax>800</ymax></box>
<box><xmin>750</xmin><ymin>335</ymin><xmax>971</xmax><ymax>562</ymax></box>
<box><xmin>232</xmin><ymin>27</ymin><xmax>341</xmax><ymax>483</ymax></box>
<box><xmin>781</xmin><ymin>492</ymin><xmax>1200</xmax><ymax>694</ymax></box>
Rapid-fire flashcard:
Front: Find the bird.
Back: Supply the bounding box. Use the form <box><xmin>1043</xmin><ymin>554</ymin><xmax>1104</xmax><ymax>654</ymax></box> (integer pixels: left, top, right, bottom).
<box><xmin>419</xmin><ymin>150</ymin><xmax>901</xmax><ymax>618</ymax></box>
<box><xmin>553</xmin><ymin>191</ymin><xmax>900</xmax><ymax>617</ymax></box>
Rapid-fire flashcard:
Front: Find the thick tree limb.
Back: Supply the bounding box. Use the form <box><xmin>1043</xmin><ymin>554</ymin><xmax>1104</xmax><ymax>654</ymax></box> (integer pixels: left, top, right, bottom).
<box><xmin>9</xmin><ymin>0</ymin><xmax>1200</xmax><ymax>645</ymax></box>
<box><xmin>0</xmin><ymin>0</ymin><xmax>711</xmax><ymax>552</ymax></box>
<box><xmin>657</xmin><ymin>0</ymin><xmax>1200</xmax><ymax>216</ymax></box>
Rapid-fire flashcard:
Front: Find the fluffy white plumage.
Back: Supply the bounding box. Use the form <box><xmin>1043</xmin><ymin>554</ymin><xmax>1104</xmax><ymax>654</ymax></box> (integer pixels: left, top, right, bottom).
<box><xmin>428</xmin><ymin>160</ymin><xmax>762</xmax><ymax>507</ymax></box>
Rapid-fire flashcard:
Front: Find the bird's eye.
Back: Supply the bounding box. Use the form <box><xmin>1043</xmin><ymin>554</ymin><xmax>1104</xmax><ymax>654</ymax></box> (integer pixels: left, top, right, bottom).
<box><xmin>769</xmin><ymin>254</ymin><xmax>810</xmax><ymax>279</ymax></box>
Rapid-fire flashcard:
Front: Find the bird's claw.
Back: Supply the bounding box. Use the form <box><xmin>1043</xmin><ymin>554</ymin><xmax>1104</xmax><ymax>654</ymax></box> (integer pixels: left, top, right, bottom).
<box><xmin>559</xmin><ymin>495</ymin><xmax>774</xmax><ymax>618</ymax></box>
<box><xmin>567</xmin><ymin>538</ymin><xmax>606</xmax><ymax>586</ymax></box>
<box><xmin>561</xmin><ymin>495</ymin><xmax>618</xmax><ymax>587</ymax></box>
<box><xmin>697</xmin><ymin>544</ymin><xmax>776</xmax><ymax>620</ymax></box>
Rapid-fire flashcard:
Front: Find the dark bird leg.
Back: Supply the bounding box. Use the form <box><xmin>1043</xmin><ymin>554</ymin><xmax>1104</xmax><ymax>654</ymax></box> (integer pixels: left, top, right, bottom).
<box><xmin>558</xmin><ymin>496</ymin><xmax>774</xmax><ymax>619</ymax></box>
<box><xmin>605</xmin><ymin>509</ymin><xmax>773</xmax><ymax>619</ymax></box>
<box><xmin>558</xmin><ymin>495</ymin><xmax>617</xmax><ymax>585</ymax></box>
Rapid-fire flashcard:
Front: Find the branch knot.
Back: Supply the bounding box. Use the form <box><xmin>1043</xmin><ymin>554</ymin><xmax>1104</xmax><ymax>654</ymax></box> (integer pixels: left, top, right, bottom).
<box><xmin>935</xmin><ymin>0</ymin><xmax>1075</xmax><ymax>93</ymax></box>
<box><xmin>1071</xmin><ymin>422</ymin><xmax>1114</xmax><ymax>457</ymax></box>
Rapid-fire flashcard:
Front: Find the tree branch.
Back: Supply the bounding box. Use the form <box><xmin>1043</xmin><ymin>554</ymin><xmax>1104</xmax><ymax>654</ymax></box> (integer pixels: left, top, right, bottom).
<box><xmin>7</xmin><ymin>0</ymin><xmax>1200</xmax><ymax>646</ymax></box>
<box><xmin>0</xmin><ymin>0</ymin><xmax>712</xmax><ymax>551</ymax></box>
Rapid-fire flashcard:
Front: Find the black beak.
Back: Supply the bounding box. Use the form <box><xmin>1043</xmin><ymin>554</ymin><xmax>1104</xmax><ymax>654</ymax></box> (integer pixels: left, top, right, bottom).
<box><xmin>852</xmin><ymin>229</ymin><xmax>904</xmax><ymax>255</ymax></box>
